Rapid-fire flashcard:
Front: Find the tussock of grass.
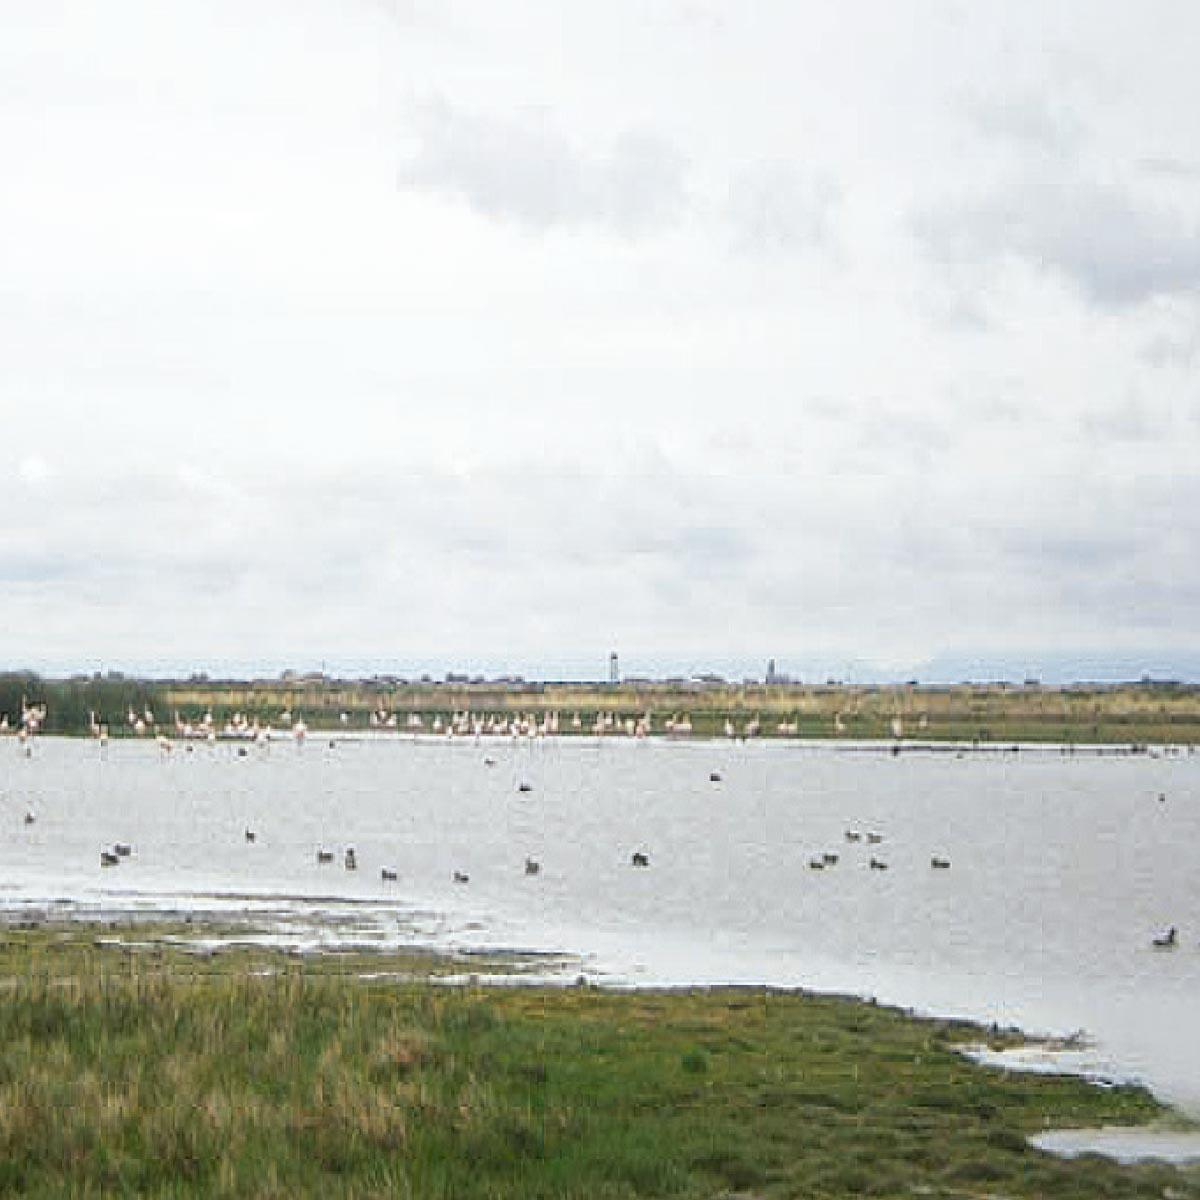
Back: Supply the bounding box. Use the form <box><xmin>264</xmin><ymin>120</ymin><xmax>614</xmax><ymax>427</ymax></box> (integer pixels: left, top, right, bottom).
<box><xmin>0</xmin><ymin>933</ymin><xmax>1195</xmax><ymax>1197</ymax></box>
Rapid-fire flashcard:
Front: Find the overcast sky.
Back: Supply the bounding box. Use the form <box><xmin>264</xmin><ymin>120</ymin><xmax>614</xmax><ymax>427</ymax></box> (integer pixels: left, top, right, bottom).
<box><xmin>2</xmin><ymin>1</ymin><xmax>1199</xmax><ymax>682</ymax></box>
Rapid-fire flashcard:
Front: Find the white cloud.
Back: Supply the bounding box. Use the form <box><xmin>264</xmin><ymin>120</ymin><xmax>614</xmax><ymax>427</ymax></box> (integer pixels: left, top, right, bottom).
<box><xmin>17</xmin><ymin>455</ymin><xmax>53</xmax><ymax>487</ymax></box>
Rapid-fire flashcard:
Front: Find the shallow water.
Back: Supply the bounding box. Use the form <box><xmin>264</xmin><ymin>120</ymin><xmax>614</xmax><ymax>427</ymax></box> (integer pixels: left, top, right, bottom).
<box><xmin>1030</xmin><ymin>1127</ymin><xmax>1200</xmax><ymax>1164</ymax></box>
<box><xmin>3</xmin><ymin>734</ymin><xmax>1199</xmax><ymax>1113</ymax></box>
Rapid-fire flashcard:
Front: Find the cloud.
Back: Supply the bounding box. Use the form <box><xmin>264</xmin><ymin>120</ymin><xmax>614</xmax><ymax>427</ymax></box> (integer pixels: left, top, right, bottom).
<box><xmin>1141</xmin><ymin>323</ymin><xmax>1200</xmax><ymax>369</ymax></box>
<box><xmin>968</xmin><ymin>93</ymin><xmax>1084</xmax><ymax>157</ymax></box>
<box><xmin>914</xmin><ymin>169</ymin><xmax>1200</xmax><ymax>308</ymax></box>
<box><xmin>6</xmin><ymin>445</ymin><xmax>1200</xmax><ymax>676</ymax></box>
<box><xmin>725</xmin><ymin>161</ymin><xmax>840</xmax><ymax>256</ymax></box>
<box><xmin>17</xmin><ymin>455</ymin><xmax>53</xmax><ymax>487</ymax></box>
<box><xmin>399</xmin><ymin>97</ymin><xmax>688</xmax><ymax>237</ymax></box>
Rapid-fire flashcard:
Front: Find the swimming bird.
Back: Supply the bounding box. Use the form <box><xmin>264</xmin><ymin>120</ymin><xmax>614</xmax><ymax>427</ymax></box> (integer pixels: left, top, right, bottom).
<box><xmin>100</xmin><ymin>850</ymin><xmax>119</xmax><ymax>867</ymax></box>
<box><xmin>930</xmin><ymin>856</ymin><xmax>951</xmax><ymax>869</ymax></box>
<box><xmin>709</xmin><ymin>771</ymin><xmax>722</xmax><ymax>783</ymax></box>
<box><xmin>244</xmin><ymin>829</ymin><xmax>256</xmax><ymax>843</ymax></box>
<box><xmin>344</xmin><ymin>848</ymin><xmax>357</xmax><ymax>870</ymax></box>
<box><xmin>524</xmin><ymin>857</ymin><xmax>540</xmax><ymax>876</ymax></box>
<box><xmin>844</xmin><ymin>830</ymin><xmax>861</xmax><ymax>843</ymax></box>
<box><xmin>869</xmin><ymin>857</ymin><xmax>888</xmax><ymax>871</ymax></box>
<box><xmin>822</xmin><ymin>852</ymin><xmax>839</xmax><ymax>866</ymax></box>
<box><xmin>867</xmin><ymin>832</ymin><xmax>884</xmax><ymax>844</ymax></box>
<box><xmin>808</xmin><ymin>857</ymin><xmax>826</xmax><ymax>870</ymax></box>
<box><xmin>631</xmin><ymin>851</ymin><xmax>650</xmax><ymax>868</ymax></box>
<box><xmin>23</xmin><ymin>811</ymin><xmax>35</xmax><ymax>826</ymax></box>
<box><xmin>113</xmin><ymin>843</ymin><xmax>132</xmax><ymax>857</ymax></box>
<box><xmin>517</xmin><ymin>782</ymin><xmax>533</xmax><ymax>793</ymax></box>
<box><xmin>317</xmin><ymin>849</ymin><xmax>334</xmax><ymax>864</ymax></box>
<box><xmin>1152</xmin><ymin>926</ymin><xmax>1178</xmax><ymax>949</ymax></box>
<box><xmin>453</xmin><ymin>870</ymin><xmax>470</xmax><ymax>884</ymax></box>
<box><xmin>381</xmin><ymin>868</ymin><xmax>397</xmax><ymax>882</ymax></box>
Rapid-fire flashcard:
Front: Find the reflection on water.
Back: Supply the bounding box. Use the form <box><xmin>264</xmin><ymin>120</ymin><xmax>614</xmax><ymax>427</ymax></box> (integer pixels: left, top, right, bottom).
<box><xmin>3</xmin><ymin>734</ymin><xmax>1199</xmax><ymax>1113</ymax></box>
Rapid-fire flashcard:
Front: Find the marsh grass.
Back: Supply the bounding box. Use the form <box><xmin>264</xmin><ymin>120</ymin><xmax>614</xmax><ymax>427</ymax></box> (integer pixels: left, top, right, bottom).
<box><xmin>0</xmin><ymin>931</ymin><xmax>1196</xmax><ymax>1198</ymax></box>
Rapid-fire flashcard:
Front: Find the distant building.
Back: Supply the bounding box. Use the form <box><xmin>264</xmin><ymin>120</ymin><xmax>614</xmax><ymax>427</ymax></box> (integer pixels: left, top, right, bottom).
<box><xmin>765</xmin><ymin>660</ymin><xmax>791</xmax><ymax>685</ymax></box>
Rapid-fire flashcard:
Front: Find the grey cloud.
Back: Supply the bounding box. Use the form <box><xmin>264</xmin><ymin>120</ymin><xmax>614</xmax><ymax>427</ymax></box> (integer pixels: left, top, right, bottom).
<box><xmin>400</xmin><ymin>98</ymin><xmax>687</xmax><ymax>237</ymax></box>
<box><xmin>915</xmin><ymin>172</ymin><xmax>1200</xmax><ymax>307</ymax></box>
<box><xmin>968</xmin><ymin>94</ymin><xmax>1083</xmax><ymax>157</ymax></box>
<box><xmin>0</xmin><ymin>551</ymin><xmax>77</xmax><ymax>585</ymax></box>
<box><xmin>725</xmin><ymin>162</ymin><xmax>840</xmax><ymax>257</ymax></box>
<box><xmin>996</xmin><ymin>527</ymin><xmax>1142</xmax><ymax>572</ymax></box>
<box><xmin>1138</xmin><ymin>156</ymin><xmax>1200</xmax><ymax>182</ymax></box>
<box><xmin>1141</xmin><ymin>325</ymin><xmax>1200</xmax><ymax>369</ymax></box>
<box><xmin>1081</xmin><ymin>394</ymin><xmax>1163</xmax><ymax>443</ymax></box>
<box><xmin>8</xmin><ymin>446</ymin><xmax>1200</xmax><ymax>673</ymax></box>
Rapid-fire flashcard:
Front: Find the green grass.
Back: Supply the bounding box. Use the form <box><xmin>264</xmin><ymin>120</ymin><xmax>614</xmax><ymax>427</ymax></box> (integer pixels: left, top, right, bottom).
<box><xmin>0</xmin><ymin>930</ymin><xmax>1196</xmax><ymax>1197</ymax></box>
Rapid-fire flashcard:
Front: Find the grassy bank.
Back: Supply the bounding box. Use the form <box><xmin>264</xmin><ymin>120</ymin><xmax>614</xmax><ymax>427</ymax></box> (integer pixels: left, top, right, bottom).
<box><xmin>0</xmin><ymin>929</ymin><xmax>1195</xmax><ymax>1198</ymax></box>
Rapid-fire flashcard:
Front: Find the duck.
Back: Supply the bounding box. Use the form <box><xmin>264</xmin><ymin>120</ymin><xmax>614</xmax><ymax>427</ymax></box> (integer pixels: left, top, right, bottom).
<box><xmin>844</xmin><ymin>830</ymin><xmax>861</xmax><ymax>843</ymax></box>
<box><xmin>709</xmin><ymin>771</ymin><xmax>722</xmax><ymax>783</ymax></box>
<box><xmin>244</xmin><ymin>829</ymin><xmax>256</xmax><ymax>844</ymax></box>
<box><xmin>1152</xmin><ymin>926</ymin><xmax>1178</xmax><ymax>949</ymax></box>
<box><xmin>453</xmin><ymin>870</ymin><xmax>470</xmax><ymax>884</ymax></box>
<box><xmin>380</xmin><ymin>868</ymin><xmax>398</xmax><ymax>882</ymax></box>
<box><xmin>344</xmin><ymin>848</ymin><xmax>358</xmax><ymax>870</ymax></box>
<box><xmin>631</xmin><ymin>851</ymin><xmax>650</xmax><ymax>868</ymax></box>
<box><xmin>930</xmin><ymin>856</ymin><xmax>951</xmax><ymax>869</ymax></box>
<box><xmin>822</xmin><ymin>852</ymin><xmax>839</xmax><ymax>866</ymax></box>
<box><xmin>23</xmin><ymin>811</ymin><xmax>35</xmax><ymax>826</ymax></box>
<box><xmin>100</xmin><ymin>850</ymin><xmax>120</xmax><ymax>867</ymax></box>
<box><xmin>517</xmin><ymin>782</ymin><xmax>533</xmax><ymax>793</ymax></box>
<box><xmin>869</xmin><ymin>857</ymin><xmax>888</xmax><ymax>871</ymax></box>
<box><xmin>316</xmin><ymin>849</ymin><xmax>334</xmax><ymax>864</ymax></box>
<box><xmin>113</xmin><ymin>843</ymin><xmax>132</xmax><ymax>858</ymax></box>
<box><xmin>524</xmin><ymin>857</ymin><xmax>541</xmax><ymax>876</ymax></box>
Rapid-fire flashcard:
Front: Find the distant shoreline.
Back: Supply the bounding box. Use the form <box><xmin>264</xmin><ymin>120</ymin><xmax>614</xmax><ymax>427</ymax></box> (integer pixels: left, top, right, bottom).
<box><xmin>4</xmin><ymin>673</ymin><xmax>1200</xmax><ymax>744</ymax></box>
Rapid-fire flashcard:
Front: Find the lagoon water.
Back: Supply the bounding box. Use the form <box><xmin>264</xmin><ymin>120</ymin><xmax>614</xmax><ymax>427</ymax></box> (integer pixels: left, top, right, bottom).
<box><xmin>3</xmin><ymin>734</ymin><xmax>1199</xmax><ymax>1115</ymax></box>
